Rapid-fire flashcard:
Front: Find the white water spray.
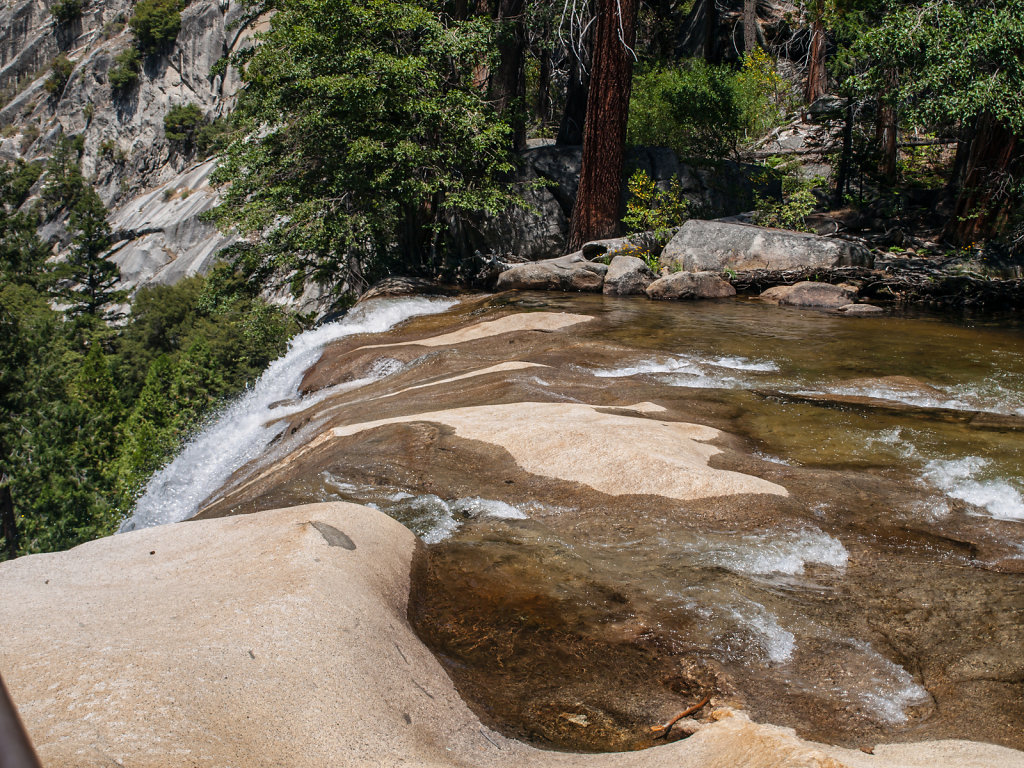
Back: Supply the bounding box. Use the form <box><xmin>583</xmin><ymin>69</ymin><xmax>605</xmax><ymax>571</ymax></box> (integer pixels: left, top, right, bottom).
<box><xmin>120</xmin><ymin>296</ymin><xmax>458</xmax><ymax>532</ymax></box>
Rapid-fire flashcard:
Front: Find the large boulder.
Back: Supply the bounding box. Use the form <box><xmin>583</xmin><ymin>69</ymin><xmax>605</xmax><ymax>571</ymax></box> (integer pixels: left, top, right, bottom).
<box><xmin>603</xmin><ymin>254</ymin><xmax>656</xmax><ymax>296</ymax></box>
<box><xmin>495</xmin><ymin>252</ymin><xmax>606</xmax><ymax>292</ymax></box>
<box><xmin>646</xmin><ymin>271</ymin><xmax>737</xmax><ymax>301</ymax></box>
<box><xmin>661</xmin><ymin>220</ymin><xmax>874</xmax><ymax>273</ymax></box>
<box><xmin>759</xmin><ymin>282</ymin><xmax>857</xmax><ymax>309</ymax></box>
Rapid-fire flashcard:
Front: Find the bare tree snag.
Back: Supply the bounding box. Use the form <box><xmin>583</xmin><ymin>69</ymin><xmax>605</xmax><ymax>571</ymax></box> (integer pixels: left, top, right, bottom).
<box><xmin>567</xmin><ymin>0</ymin><xmax>639</xmax><ymax>250</ymax></box>
<box><xmin>743</xmin><ymin>0</ymin><xmax>757</xmax><ymax>53</ymax></box>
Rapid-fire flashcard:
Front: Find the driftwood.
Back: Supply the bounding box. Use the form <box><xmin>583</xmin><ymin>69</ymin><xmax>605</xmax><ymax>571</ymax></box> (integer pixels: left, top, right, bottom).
<box><xmin>650</xmin><ymin>694</ymin><xmax>712</xmax><ymax>738</ymax></box>
<box><xmin>728</xmin><ymin>260</ymin><xmax>1024</xmax><ymax>311</ymax></box>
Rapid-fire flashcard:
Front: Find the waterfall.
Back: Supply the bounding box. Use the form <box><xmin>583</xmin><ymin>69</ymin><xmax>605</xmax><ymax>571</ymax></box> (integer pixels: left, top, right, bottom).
<box><xmin>120</xmin><ymin>296</ymin><xmax>459</xmax><ymax>532</ymax></box>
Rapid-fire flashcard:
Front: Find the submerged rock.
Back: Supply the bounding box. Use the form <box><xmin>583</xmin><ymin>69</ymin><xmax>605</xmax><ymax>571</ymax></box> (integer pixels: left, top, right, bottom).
<box><xmin>759</xmin><ymin>282</ymin><xmax>857</xmax><ymax>309</ymax></box>
<box><xmin>836</xmin><ymin>303</ymin><xmax>884</xmax><ymax>316</ymax></box>
<box><xmin>647</xmin><ymin>271</ymin><xmax>737</xmax><ymax>300</ymax></box>
<box><xmin>495</xmin><ymin>253</ymin><xmax>606</xmax><ymax>292</ymax></box>
<box><xmin>603</xmin><ymin>254</ymin><xmax>657</xmax><ymax>296</ymax></box>
<box><xmin>661</xmin><ymin>220</ymin><xmax>873</xmax><ymax>273</ymax></box>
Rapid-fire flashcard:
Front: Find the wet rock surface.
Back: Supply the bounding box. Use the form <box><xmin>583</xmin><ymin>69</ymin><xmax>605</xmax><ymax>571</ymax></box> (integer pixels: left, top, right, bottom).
<box><xmin>180</xmin><ymin>293</ymin><xmax>1024</xmax><ymax>754</ymax></box>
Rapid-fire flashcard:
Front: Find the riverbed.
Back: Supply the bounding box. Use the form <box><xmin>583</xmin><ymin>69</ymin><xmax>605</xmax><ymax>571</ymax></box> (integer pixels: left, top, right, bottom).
<box><xmin>133</xmin><ymin>291</ymin><xmax>1024</xmax><ymax>753</ymax></box>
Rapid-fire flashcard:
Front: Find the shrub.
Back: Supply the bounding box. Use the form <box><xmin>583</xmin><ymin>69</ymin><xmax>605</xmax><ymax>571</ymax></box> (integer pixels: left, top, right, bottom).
<box><xmin>108</xmin><ymin>46</ymin><xmax>141</xmax><ymax>90</ymax></box>
<box><xmin>44</xmin><ymin>55</ymin><xmax>74</xmax><ymax>96</ymax></box>
<box><xmin>628</xmin><ymin>53</ymin><xmax>789</xmax><ymax>160</ymax></box>
<box><xmin>195</xmin><ymin>116</ymin><xmax>233</xmax><ymax>156</ymax></box>
<box><xmin>51</xmin><ymin>0</ymin><xmax>83</xmax><ymax>24</ymax></box>
<box><xmin>128</xmin><ymin>0</ymin><xmax>182</xmax><ymax>53</ymax></box>
<box><xmin>628</xmin><ymin>61</ymin><xmax>743</xmax><ymax>159</ymax></box>
<box><xmin>621</xmin><ymin>169</ymin><xmax>689</xmax><ymax>243</ymax></box>
<box><xmin>163</xmin><ymin>103</ymin><xmax>204</xmax><ymax>145</ymax></box>
<box><xmin>753</xmin><ymin>156</ymin><xmax>819</xmax><ymax>232</ymax></box>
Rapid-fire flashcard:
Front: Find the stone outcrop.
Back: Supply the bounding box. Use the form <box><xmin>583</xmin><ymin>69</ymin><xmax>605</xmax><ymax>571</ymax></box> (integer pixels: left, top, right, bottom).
<box><xmin>468</xmin><ymin>146</ymin><xmax>781</xmax><ymax>263</ymax></box>
<box><xmin>759</xmin><ymin>282</ymin><xmax>857</xmax><ymax>309</ymax></box>
<box><xmin>495</xmin><ymin>252</ymin><xmax>606</xmax><ymax>292</ymax></box>
<box><xmin>661</xmin><ymin>220</ymin><xmax>874</xmax><ymax>273</ymax></box>
<box><xmin>646</xmin><ymin>271</ymin><xmax>737</xmax><ymax>300</ymax></box>
<box><xmin>2</xmin><ymin>502</ymin><xmax>1023</xmax><ymax>768</ymax></box>
<box><xmin>603</xmin><ymin>254</ymin><xmax>656</xmax><ymax>296</ymax></box>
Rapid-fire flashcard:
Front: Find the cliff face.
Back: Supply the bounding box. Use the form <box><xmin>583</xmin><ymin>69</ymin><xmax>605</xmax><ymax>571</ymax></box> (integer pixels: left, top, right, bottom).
<box><xmin>0</xmin><ymin>0</ymin><xmax>257</xmax><ymax>292</ymax></box>
<box><xmin>0</xmin><ymin>0</ymin><xmax>249</xmax><ymax>201</ymax></box>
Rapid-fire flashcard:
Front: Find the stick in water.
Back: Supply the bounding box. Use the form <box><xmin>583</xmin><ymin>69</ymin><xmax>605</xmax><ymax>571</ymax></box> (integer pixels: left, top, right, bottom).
<box><xmin>650</xmin><ymin>694</ymin><xmax>712</xmax><ymax>738</ymax></box>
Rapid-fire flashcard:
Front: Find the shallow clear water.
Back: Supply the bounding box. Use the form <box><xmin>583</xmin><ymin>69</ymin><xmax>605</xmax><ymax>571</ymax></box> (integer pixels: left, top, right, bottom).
<box><xmin>181</xmin><ymin>292</ymin><xmax>1024</xmax><ymax>751</ymax></box>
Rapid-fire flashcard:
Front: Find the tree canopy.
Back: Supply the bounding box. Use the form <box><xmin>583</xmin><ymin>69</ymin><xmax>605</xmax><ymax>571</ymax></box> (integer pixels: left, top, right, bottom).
<box><xmin>209</xmin><ymin>0</ymin><xmax>520</xmax><ymax>296</ymax></box>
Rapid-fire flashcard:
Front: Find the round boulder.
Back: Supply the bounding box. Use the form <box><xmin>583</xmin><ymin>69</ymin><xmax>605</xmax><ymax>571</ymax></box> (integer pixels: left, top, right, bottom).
<box><xmin>646</xmin><ymin>271</ymin><xmax>737</xmax><ymax>300</ymax></box>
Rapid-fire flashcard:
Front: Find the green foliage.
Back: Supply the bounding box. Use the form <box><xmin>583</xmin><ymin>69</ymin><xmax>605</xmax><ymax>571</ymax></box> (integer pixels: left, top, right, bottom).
<box><xmin>628</xmin><ymin>54</ymin><xmax>789</xmax><ymax>160</ymax></box>
<box><xmin>42</xmin><ymin>134</ymin><xmax>87</xmax><ymax>214</ymax></box>
<box><xmin>51</xmin><ymin>0</ymin><xmax>83</xmax><ymax>24</ymax></box>
<box><xmin>621</xmin><ymin>169</ymin><xmax>688</xmax><ymax>243</ymax></box>
<box><xmin>163</xmin><ymin>102</ymin><xmax>204</xmax><ymax>144</ymax></box>
<box><xmin>109</xmin><ymin>46</ymin><xmax>142</xmax><ymax>90</ymax></box>
<box><xmin>0</xmin><ymin>267</ymin><xmax>300</xmax><ymax>559</ymax></box>
<box><xmin>753</xmin><ymin>156</ymin><xmax>819</xmax><ymax>232</ymax></box>
<box><xmin>128</xmin><ymin>0</ymin><xmax>183</xmax><ymax>53</ymax></box>
<box><xmin>847</xmin><ymin>0</ymin><xmax>1024</xmax><ymax>134</ymax></box>
<box><xmin>45</xmin><ymin>55</ymin><xmax>74</xmax><ymax>96</ymax></box>
<box><xmin>50</xmin><ymin>185</ymin><xmax>126</xmax><ymax>318</ymax></box>
<box><xmin>195</xmin><ymin>116</ymin><xmax>235</xmax><ymax>156</ymax></box>
<box><xmin>209</xmin><ymin>0</ymin><xmax>519</xmax><ymax>296</ymax></box>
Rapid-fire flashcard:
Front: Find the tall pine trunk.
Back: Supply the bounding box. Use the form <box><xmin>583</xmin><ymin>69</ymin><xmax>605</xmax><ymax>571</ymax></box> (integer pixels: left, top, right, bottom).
<box><xmin>946</xmin><ymin>113</ymin><xmax>1023</xmax><ymax>245</ymax></box>
<box><xmin>567</xmin><ymin>0</ymin><xmax>638</xmax><ymax>250</ymax></box>
<box><xmin>804</xmin><ymin>2</ymin><xmax>827</xmax><ymax>104</ymax></box>
<box><xmin>490</xmin><ymin>0</ymin><xmax>527</xmax><ymax>150</ymax></box>
<box><xmin>876</xmin><ymin>68</ymin><xmax>898</xmax><ymax>185</ymax></box>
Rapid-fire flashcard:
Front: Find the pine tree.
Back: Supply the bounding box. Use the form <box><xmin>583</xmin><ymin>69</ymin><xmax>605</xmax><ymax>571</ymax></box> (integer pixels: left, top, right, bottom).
<box><xmin>53</xmin><ymin>186</ymin><xmax>125</xmax><ymax>318</ymax></box>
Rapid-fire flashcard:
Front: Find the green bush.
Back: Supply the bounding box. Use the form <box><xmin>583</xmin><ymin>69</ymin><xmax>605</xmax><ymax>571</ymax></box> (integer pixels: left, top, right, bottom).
<box><xmin>164</xmin><ymin>103</ymin><xmax>204</xmax><ymax>145</ymax></box>
<box><xmin>621</xmin><ymin>169</ymin><xmax>689</xmax><ymax>243</ymax></box>
<box><xmin>44</xmin><ymin>55</ymin><xmax>74</xmax><ymax>96</ymax></box>
<box><xmin>628</xmin><ymin>52</ymin><xmax>789</xmax><ymax>160</ymax></box>
<box><xmin>195</xmin><ymin>116</ymin><xmax>233</xmax><ymax>156</ymax></box>
<box><xmin>128</xmin><ymin>0</ymin><xmax>182</xmax><ymax>53</ymax></box>
<box><xmin>51</xmin><ymin>0</ymin><xmax>83</xmax><ymax>24</ymax></box>
<box><xmin>753</xmin><ymin>156</ymin><xmax>819</xmax><ymax>232</ymax></box>
<box><xmin>109</xmin><ymin>46</ymin><xmax>141</xmax><ymax>90</ymax></box>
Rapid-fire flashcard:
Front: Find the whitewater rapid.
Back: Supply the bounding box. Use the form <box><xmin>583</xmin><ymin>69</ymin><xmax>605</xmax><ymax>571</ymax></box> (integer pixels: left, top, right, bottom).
<box><xmin>120</xmin><ymin>296</ymin><xmax>459</xmax><ymax>532</ymax></box>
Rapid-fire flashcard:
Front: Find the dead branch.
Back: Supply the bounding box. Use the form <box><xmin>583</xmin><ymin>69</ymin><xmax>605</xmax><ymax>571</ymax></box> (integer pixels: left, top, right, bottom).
<box><xmin>649</xmin><ymin>694</ymin><xmax>711</xmax><ymax>738</ymax></box>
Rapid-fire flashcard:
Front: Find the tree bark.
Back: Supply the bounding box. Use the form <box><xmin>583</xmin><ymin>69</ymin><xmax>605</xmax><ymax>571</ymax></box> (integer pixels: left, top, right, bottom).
<box><xmin>876</xmin><ymin>68</ymin><xmax>898</xmax><ymax>185</ymax></box>
<box><xmin>490</xmin><ymin>0</ymin><xmax>527</xmax><ymax>150</ymax></box>
<box><xmin>946</xmin><ymin>113</ymin><xmax>1023</xmax><ymax>245</ymax></box>
<box><xmin>804</xmin><ymin>3</ymin><xmax>827</xmax><ymax>104</ymax></box>
<box><xmin>702</xmin><ymin>0</ymin><xmax>718</xmax><ymax>63</ymax></box>
<box><xmin>557</xmin><ymin>53</ymin><xmax>589</xmax><ymax>146</ymax></box>
<box><xmin>833</xmin><ymin>97</ymin><xmax>854</xmax><ymax>207</ymax></box>
<box><xmin>0</xmin><ymin>477</ymin><xmax>16</xmax><ymax>561</ymax></box>
<box><xmin>567</xmin><ymin>0</ymin><xmax>639</xmax><ymax>250</ymax></box>
<box><xmin>743</xmin><ymin>0</ymin><xmax>757</xmax><ymax>54</ymax></box>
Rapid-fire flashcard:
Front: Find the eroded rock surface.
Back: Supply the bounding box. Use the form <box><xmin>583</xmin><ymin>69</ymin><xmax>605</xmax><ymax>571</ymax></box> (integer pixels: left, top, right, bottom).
<box><xmin>661</xmin><ymin>221</ymin><xmax>873</xmax><ymax>273</ymax></box>
<box><xmin>3</xmin><ymin>502</ymin><xmax>1022</xmax><ymax>768</ymax></box>
<box><xmin>495</xmin><ymin>253</ymin><xmax>606</xmax><ymax>292</ymax></box>
<box><xmin>646</xmin><ymin>271</ymin><xmax>737</xmax><ymax>300</ymax></box>
<box><xmin>603</xmin><ymin>254</ymin><xmax>657</xmax><ymax>296</ymax></box>
<box><xmin>759</xmin><ymin>281</ymin><xmax>857</xmax><ymax>308</ymax></box>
